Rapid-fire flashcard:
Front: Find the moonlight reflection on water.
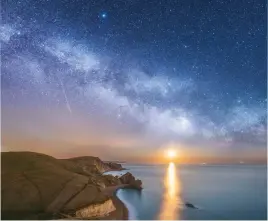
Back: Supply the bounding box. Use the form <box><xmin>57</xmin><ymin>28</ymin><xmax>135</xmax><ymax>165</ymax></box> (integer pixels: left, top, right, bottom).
<box><xmin>159</xmin><ymin>162</ymin><xmax>182</xmax><ymax>220</ymax></box>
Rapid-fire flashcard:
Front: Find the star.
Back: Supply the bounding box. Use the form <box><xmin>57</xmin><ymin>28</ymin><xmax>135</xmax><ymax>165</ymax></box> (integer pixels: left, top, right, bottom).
<box><xmin>1</xmin><ymin>0</ymin><xmax>266</xmax><ymax>169</ymax></box>
<box><xmin>100</xmin><ymin>12</ymin><xmax>107</xmax><ymax>19</ymax></box>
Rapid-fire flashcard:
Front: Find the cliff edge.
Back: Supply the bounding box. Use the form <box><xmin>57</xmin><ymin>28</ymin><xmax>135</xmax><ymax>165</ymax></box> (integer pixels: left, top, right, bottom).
<box><xmin>1</xmin><ymin>151</ymin><xmax>142</xmax><ymax>220</ymax></box>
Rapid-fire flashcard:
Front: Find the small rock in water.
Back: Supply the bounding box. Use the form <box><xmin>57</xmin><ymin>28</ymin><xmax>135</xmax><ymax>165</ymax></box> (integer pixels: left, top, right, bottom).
<box><xmin>185</xmin><ymin>202</ymin><xmax>197</xmax><ymax>209</ymax></box>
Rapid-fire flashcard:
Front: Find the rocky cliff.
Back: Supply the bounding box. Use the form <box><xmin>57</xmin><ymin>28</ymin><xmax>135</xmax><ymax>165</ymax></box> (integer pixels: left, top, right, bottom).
<box><xmin>75</xmin><ymin>199</ymin><xmax>116</xmax><ymax>218</ymax></box>
<box><xmin>1</xmin><ymin>151</ymin><xmax>141</xmax><ymax>220</ymax></box>
<box><xmin>63</xmin><ymin>156</ymin><xmax>111</xmax><ymax>174</ymax></box>
<box><xmin>105</xmin><ymin>162</ymin><xmax>125</xmax><ymax>171</ymax></box>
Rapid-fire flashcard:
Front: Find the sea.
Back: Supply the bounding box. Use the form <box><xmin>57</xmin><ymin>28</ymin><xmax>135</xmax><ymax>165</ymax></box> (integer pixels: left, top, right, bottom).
<box><xmin>105</xmin><ymin>163</ymin><xmax>267</xmax><ymax>220</ymax></box>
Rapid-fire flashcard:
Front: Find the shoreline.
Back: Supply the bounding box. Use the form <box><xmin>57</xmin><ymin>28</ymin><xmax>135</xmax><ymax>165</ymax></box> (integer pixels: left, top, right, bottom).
<box><xmin>99</xmin><ymin>168</ymin><xmax>142</xmax><ymax>220</ymax></box>
<box><xmin>101</xmin><ymin>184</ymin><xmax>129</xmax><ymax>220</ymax></box>
<box><xmin>100</xmin><ymin>169</ymin><xmax>133</xmax><ymax>220</ymax></box>
<box><xmin>1</xmin><ymin>152</ymin><xmax>137</xmax><ymax>220</ymax></box>
<box><xmin>102</xmin><ymin>168</ymin><xmax>128</xmax><ymax>174</ymax></box>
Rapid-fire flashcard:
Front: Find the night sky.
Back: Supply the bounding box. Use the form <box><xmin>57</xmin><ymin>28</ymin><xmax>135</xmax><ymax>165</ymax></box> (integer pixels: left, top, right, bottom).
<box><xmin>1</xmin><ymin>0</ymin><xmax>267</xmax><ymax>163</ymax></box>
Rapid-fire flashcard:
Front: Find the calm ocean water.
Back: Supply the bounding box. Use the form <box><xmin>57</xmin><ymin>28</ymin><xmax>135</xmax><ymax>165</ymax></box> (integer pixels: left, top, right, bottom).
<box><xmin>106</xmin><ymin>164</ymin><xmax>267</xmax><ymax>220</ymax></box>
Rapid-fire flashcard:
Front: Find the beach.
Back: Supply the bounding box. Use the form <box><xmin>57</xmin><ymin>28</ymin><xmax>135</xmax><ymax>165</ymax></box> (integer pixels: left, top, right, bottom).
<box><xmin>102</xmin><ymin>185</ymin><xmax>129</xmax><ymax>220</ymax></box>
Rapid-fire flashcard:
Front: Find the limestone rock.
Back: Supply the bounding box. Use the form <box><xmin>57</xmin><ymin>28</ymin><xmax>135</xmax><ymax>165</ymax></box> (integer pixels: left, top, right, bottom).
<box><xmin>119</xmin><ymin>172</ymin><xmax>135</xmax><ymax>184</ymax></box>
<box><xmin>102</xmin><ymin>174</ymin><xmax>122</xmax><ymax>186</ymax></box>
<box><xmin>131</xmin><ymin>179</ymin><xmax>142</xmax><ymax>190</ymax></box>
<box><xmin>1</xmin><ymin>152</ymin><xmax>113</xmax><ymax>219</ymax></box>
<box><xmin>119</xmin><ymin>172</ymin><xmax>142</xmax><ymax>189</ymax></box>
<box><xmin>63</xmin><ymin>156</ymin><xmax>111</xmax><ymax>174</ymax></box>
<box><xmin>105</xmin><ymin>162</ymin><xmax>124</xmax><ymax>171</ymax></box>
<box><xmin>2</xmin><ymin>151</ymin><xmax>141</xmax><ymax>219</ymax></box>
<box><xmin>75</xmin><ymin>199</ymin><xmax>116</xmax><ymax>218</ymax></box>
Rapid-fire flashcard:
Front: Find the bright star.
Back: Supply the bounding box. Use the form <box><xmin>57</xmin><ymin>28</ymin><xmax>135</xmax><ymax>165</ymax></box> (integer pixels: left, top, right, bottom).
<box><xmin>101</xmin><ymin>13</ymin><xmax>107</xmax><ymax>18</ymax></box>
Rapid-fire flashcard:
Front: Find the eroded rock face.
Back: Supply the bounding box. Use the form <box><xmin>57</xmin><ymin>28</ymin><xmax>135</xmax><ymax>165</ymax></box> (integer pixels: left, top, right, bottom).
<box><xmin>119</xmin><ymin>172</ymin><xmax>135</xmax><ymax>184</ymax></box>
<box><xmin>1</xmin><ymin>152</ymin><xmax>120</xmax><ymax>219</ymax></box>
<box><xmin>64</xmin><ymin>156</ymin><xmax>111</xmax><ymax>174</ymax></box>
<box><xmin>119</xmin><ymin>172</ymin><xmax>142</xmax><ymax>189</ymax></box>
<box><xmin>103</xmin><ymin>174</ymin><xmax>122</xmax><ymax>186</ymax></box>
<box><xmin>75</xmin><ymin>199</ymin><xmax>116</xmax><ymax>218</ymax></box>
<box><xmin>132</xmin><ymin>179</ymin><xmax>142</xmax><ymax>190</ymax></box>
<box><xmin>1</xmin><ymin>152</ymin><xmax>142</xmax><ymax>219</ymax></box>
<box><xmin>105</xmin><ymin>162</ymin><xmax>124</xmax><ymax>171</ymax></box>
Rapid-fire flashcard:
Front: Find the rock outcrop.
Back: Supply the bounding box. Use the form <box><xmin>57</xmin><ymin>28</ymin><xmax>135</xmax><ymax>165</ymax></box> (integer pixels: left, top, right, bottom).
<box><xmin>62</xmin><ymin>156</ymin><xmax>111</xmax><ymax>174</ymax></box>
<box><xmin>1</xmin><ymin>151</ymin><xmax>142</xmax><ymax>220</ymax></box>
<box><xmin>120</xmin><ymin>172</ymin><xmax>143</xmax><ymax>189</ymax></box>
<box><xmin>105</xmin><ymin>162</ymin><xmax>125</xmax><ymax>171</ymax></box>
<box><xmin>75</xmin><ymin>199</ymin><xmax>116</xmax><ymax>218</ymax></box>
<box><xmin>185</xmin><ymin>202</ymin><xmax>198</xmax><ymax>209</ymax></box>
<box><xmin>103</xmin><ymin>174</ymin><xmax>122</xmax><ymax>186</ymax></box>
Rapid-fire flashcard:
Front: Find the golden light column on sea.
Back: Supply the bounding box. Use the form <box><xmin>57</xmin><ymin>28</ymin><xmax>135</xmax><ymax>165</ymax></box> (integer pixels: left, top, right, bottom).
<box><xmin>158</xmin><ymin>162</ymin><xmax>182</xmax><ymax>220</ymax></box>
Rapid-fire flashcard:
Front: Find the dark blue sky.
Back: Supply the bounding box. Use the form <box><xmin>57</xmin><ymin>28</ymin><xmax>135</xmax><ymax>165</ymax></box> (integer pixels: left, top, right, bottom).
<box><xmin>1</xmin><ymin>0</ymin><xmax>267</xmax><ymax>162</ymax></box>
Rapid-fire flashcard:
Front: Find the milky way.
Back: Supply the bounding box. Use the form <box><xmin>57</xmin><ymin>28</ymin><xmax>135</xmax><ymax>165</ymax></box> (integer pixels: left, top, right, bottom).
<box><xmin>1</xmin><ymin>0</ymin><xmax>266</xmax><ymax>162</ymax></box>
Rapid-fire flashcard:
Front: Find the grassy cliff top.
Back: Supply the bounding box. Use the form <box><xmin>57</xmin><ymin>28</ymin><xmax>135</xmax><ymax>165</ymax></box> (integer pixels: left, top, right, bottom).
<box><xmin>1</xmin><ymin>151</ymin><xmax>118</xmax><ymax>220</ymax></box>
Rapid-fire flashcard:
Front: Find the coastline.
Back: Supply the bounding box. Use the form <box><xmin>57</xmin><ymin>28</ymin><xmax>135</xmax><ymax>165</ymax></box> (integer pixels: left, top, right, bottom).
<box><xmin>73</xmin><ymin>168</ymin><xmax>140</xmax><ymax>220</ymax></box>
<box><xmin>101</xmin><ymin>167</ymin><xmax>141</xmax><ymax>220</ymax></box>
<box><xmin>100</xmin><ymin>169</ymin><xmax>130</xmax><ymax>219</ymax></box>
<box><xmin>101</xmin><ymin>185</ymin><xmax>129</xmax><ymax>220</ymax></box>
<box><xmin>65</xmin><ymin>185</ymin><xmax>129</xmax><ymax>220</ymax></box>
<box><xmin>1</xmin><ymin>152</ymin><xmax>139</xmax><ymax>220</ymax></box>
<box><xmin>102</xmin><ymin>168</ymin><xmax>128</xmax><ymax>174</ymax></box>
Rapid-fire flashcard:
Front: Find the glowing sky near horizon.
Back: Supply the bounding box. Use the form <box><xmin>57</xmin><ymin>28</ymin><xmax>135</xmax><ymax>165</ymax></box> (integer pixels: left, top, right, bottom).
<box><xmin>1</xmin><ymin>0</ymin><xmax>266</xmax><ymax>163</ymax></box>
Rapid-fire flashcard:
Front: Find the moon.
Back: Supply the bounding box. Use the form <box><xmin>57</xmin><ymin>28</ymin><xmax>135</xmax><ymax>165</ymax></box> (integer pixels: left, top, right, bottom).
<box><xmin>167</xmin><ymin>149</ymin><xmax>177</xmax><ymax>159</ymax></box>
